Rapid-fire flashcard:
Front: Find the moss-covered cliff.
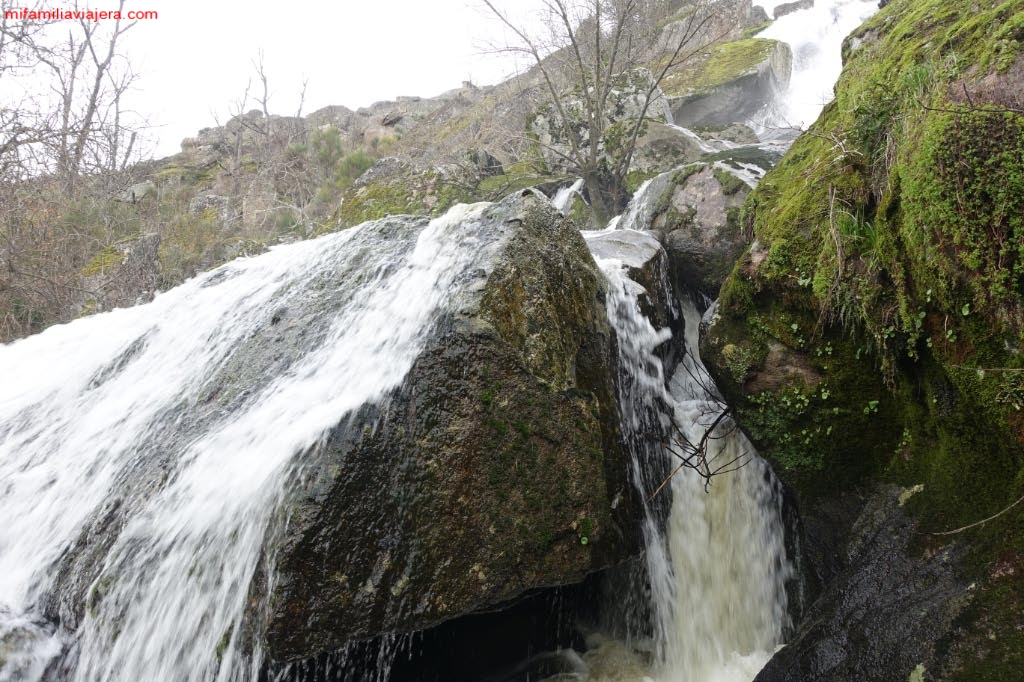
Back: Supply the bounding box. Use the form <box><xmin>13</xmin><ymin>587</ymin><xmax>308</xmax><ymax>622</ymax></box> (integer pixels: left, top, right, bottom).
<box><xmin>702</xmin><ymin>0</ymin><xmax>1024</xmax><ymax>678</ymax></box>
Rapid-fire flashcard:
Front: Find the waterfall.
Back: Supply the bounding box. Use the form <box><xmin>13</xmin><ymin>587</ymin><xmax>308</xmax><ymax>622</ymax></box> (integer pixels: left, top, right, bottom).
<box><xmin>552</xmin><ymin>179</ymin><xmax>586</xmax><ymax>214</ymax></box>
<box><xmin>0</xmin><ymin>203</ymin><xmax>505</xmax><ymax>682</ymax></box>
<box><xmin>583</xmin><ymin>232</ymin><xmax>791</xmax><ymax>681</ymax></box>
<box><xmin>0</xmin><ymin>2</ymin><xmax>880</xmax><ymax>678</ymax></box>
<box><xmin>756</xmin><ymin>0</ymin><xmax>880</xmax><ymax>131</ymax></box>
<box><xmin>657</xmin><ymin>302</ymin><xmax>792</xmax><ymax>680</ymax></box>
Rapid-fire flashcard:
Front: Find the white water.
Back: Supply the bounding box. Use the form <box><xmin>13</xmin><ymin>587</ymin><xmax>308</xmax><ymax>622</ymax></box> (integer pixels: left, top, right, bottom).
<box><xmin>553</xmin><ymin>179</ymin><xmax>586</xmax><ymax>214</ymax></box>
<box><xmin>0</xmin><ymin>203</ymin><xmax>505</xmax><ymax>681</ymax></box>
<box><xmin>0</xmin><ymin>1</ymin><xmax>880</xmax><ymax>677</ymax></box>
<box><xmin>756</xmin><ymin>0</ymin><xmax>880</xmax><ymax>131</ymax></box>
<box><xmin>580</xmin><ymin>233</ymin><xmax>791</xmax><ymax>682</ymax></box>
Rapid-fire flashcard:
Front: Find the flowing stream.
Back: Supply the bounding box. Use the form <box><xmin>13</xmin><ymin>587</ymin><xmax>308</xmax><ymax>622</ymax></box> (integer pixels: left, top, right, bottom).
<box><xmin>0</xmin><ymin>204</ymin><xmax>506</xmax><ymax>682</ymax></box>
<box><xmin>577</xmin><ymin>218</ymin><xmax>790</xmax><ymax>682</ymax></box>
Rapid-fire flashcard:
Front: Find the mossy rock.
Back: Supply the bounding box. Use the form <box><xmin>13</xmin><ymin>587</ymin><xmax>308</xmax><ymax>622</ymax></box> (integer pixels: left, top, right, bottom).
<box><xmin>663</xmin><ymin>38</ymin><xmax>792</xmax><ymax>126</ymax></box>
<box><xmin>263</xmin><ymin>192</ymin><xmax>640</xmax><ymax>660</ymax></box>
<box><xmin>708</xmin><ymin>0</ymin><xmax>1024</xmax><ymax>678</ymax></box>
<box><xmin>332</xmin><ymin>161</ymin><xmax>477</xmax><ymax>230</ymax></box>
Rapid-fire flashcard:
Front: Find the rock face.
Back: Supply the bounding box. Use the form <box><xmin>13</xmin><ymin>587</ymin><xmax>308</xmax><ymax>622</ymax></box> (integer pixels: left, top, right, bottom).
<box><xmin>585</xmin><ymin>228</ymin><xmax>685</xmax><ymax>369</ymax></box>
<box><xmin>651</xmin><ymin>165</ymin><xmax>752</xmax><ymax>298</ymax></box>
<box><xmin>628</xmin><ymin>122</ymin><xmax>704</xmax><ymax>174</ymax></box>
<box><xmin>754</xmin><ymin>486</ymin><xmax>968</xmax><ymax>682</ymax></box>
<box><xmin>264</xmin><ymin>192</ymin><xmax>640</xmax><ymax>660</ymax></box>
<box><xmin>667</xmin><ymin>40</ymin><xmax>792</xmax><ymax>127</ymax></box>
<box><xmin>702</xmin><ymin>0</ymin><xmax>1024</xmax><ymax>679</ymax></box>
<box><xmin>773</xmin><ymin>0</ymin><xmax>813</xmax><ymax>19</ymax></box>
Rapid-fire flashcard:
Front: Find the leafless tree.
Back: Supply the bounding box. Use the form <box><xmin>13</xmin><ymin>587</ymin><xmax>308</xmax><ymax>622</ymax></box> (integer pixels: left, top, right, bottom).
<box><xmin>1</xmin><ymin>0</ymin><xmax>143</xmax><ymax>184</ymax></box>
<box><xmin>0</xmin><ymin>0</ymin><xmax>146</xmax><ymax>339</ymax></box>
<box><xmin>482</xmin><ymin>0</ymin><xmax>728</xmax><ymax>223</ymax></box>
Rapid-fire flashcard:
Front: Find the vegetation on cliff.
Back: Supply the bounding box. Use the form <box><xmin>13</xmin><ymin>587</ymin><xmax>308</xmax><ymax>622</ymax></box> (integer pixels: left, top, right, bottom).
<box><xmin>702</xmin><ymin>0</ymin><xmax>1024</xmax><ymax>677</ymax></box>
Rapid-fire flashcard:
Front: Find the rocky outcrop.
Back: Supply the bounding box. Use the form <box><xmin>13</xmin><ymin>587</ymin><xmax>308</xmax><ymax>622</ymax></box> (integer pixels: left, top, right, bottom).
<box><xmin>628</xmin><ymin>122</ymin><xmax>704</xmax><ymax>174</ymax></box>
<box><xmin>702</xmin><ymin>0</ymin><xmax>1024</xmax><ymax>679</ymax></box>
<box><xmin>666</xmin><ymin>39</ymin><xmax>792</xmax><ymax>127</ymax></box>
<box><xmin>773</xmin><ymin>0</ymin><xmax>813</xmax><ymax>19</ymax></box>
<box><xmin>334</xmin><ymin>157</ymin><xmax>476</xmax><ymax>229</ymax></box>
<box><xmin>585</xmin><ymin>229</ymin><xmax>685</xmax><ymax>369</ymax></box>
<box><xmin>755</xmin><ymin>486</ymin><xmax>969</xmax><ymax>682</ymax></box>
<box><xmin>264</xmin><ymin>192</ymin><xmax>641</xmax><ymax>660</ymax></box>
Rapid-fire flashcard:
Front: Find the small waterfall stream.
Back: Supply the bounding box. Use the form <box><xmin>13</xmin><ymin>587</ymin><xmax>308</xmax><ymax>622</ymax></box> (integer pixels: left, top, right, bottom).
<box><xmin>580</xmin><ymin>218</ymin><xmax>790</xmax><ymax>682</ymax></box>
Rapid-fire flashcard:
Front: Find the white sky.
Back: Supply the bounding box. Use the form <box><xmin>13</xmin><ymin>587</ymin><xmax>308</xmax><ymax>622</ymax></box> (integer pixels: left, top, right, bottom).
<box><xmin>111</xmin><ymin>0</ymin><xmax>547</xmax><ymax>157</ymax></box>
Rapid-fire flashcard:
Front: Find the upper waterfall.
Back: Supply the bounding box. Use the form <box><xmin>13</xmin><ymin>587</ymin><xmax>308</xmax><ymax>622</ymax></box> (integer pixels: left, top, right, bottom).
<box><xmin>757</xmin><ymin>0</ymin><xmax>880</xmax><ymax>131</ymax></box>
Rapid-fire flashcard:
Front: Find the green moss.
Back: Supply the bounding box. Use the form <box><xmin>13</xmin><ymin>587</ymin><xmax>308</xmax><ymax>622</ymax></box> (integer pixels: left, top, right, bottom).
<box><xmin>712</xmin><ymin>167</ymin><xmax>748</xmax><ymax>196</ymax></box>
<box><xmin>742</xmin><ymin>20</ymin><xmax>773</xmax><ymax>39</ymax></box>
<box><xmin>661</xmin><ymin>38</ymin><xmax>781</xmax><ymax>96</ymax></box>
<box><xmin>902</xmin><ymin>108</ymin><xmax>1024</xmax><ymax>318</ymax></box>
<box><xmin>333</xmin><ymin>168</ymin><xmax>474</xmax><ymax>230</ymax></box>
<box><xmin>626</xmin><ymin>170</ymin><xmax>658</xmax><ymax>192</ymax></box>
<box><xmin>704</xmin><ymin>1</ymin><xmax>1024</xmax><ymax>672</ymax></box>
<box><xmin>157</xmin><ymin>210</ymin><xmax>224</xmax><ymax>282</ymax></box>
<box><xmin>477</xmin><ymin>169</ymin><xmax>558</xmax><ymax>199</ymax></box>
<box><xmin>81</xmin><ymin>246</ymin><xmax>124</xmax><ymax>276</ymax></box>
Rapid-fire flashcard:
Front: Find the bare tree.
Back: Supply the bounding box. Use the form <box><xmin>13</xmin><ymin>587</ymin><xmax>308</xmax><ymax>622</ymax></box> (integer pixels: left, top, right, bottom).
<box><xmin>0</xmin><ymin>0</ymin><xmax>143</xmax><ymax>184</ymax></box>
<box><xmin>0</xmin><ymin>0</ymin><xmax>146</xmax><ymax>340</ymax></box>
<box><xmin>482</xmin><ymin>0</ymin><xmax>727</xmax><ymax>223</ymax></box>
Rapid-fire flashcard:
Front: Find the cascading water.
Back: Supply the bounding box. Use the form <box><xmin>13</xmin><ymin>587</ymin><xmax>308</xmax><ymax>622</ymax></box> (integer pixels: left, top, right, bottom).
<box><xmin>755</xmin><ymin>0</ymin><xmax>880</xmax><ymax>131</ymax></box>
<box><xmin>0</xmin><ymin>203</ymin><xmax>506</xmax><ymax>682</ymax></box>
<box><xmin>0</xmin><ymin>3</ymin><xmax>882</xmax><ymax>679</ymax></box>
<box><xmin>579</xmin><ymin>221</ymin><xmax>791</xmax><ymax>682</ymax></box>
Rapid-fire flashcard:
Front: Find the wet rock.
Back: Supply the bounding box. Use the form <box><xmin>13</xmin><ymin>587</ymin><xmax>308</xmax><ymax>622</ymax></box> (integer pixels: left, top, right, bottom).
<box><xmin>773</xmin><ymin>0</ymin><xmax>813</xmax><ymax>19</ymax></box>
<box><xmin>744</xmin><ymin>341</ymin><xmax>822</xmax><ymax>393</ymax></box>
<box><xmin>755</xmin><ymin>486</ymin><xmax>970</xmax><ymax>682</ymax></box>
<box><xmin>668</xmin><ymin>40</ymin><xmax>792</xmax><ymax>127</ymax></box>
<box><xmin>652</xmin><ymin>165</ymin><xmax>751</xmax><ymax>298</ymax></box>
<box><xmin>584</xmin><ymin>229</ymin><xmax>685</xmax><ymax>371</ymax></box>
<box><xmin>263</xmin><ymin>192</ymin><xmax>641</xmax><ymax>660</ymax></box>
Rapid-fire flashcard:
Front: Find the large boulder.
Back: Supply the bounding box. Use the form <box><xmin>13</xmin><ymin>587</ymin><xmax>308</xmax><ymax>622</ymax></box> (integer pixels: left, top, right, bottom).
<box><xmin>664</xmin><ymin>39</ymin><xmax>792</xmax><ymax>127</ymax></box>
<box><xmin>650</xmin><ymin>164</ymin><xmax>752</xmax><ymax>298</ymax></box>
<box><xmin>39</xmin><ymin>192</ymin><xmax>641</xmax><ymax>675</ymax></box>
<box><xmin>628</xmin><ymin>122</ymin><xmax>704</xmax><ymax>174</ymax></box>
<box><xmin>264</xmin><ymin>191</ymin><xmax>641</xmax><ymax>660</ymax></box>
<box><xmin>754</xmin><ymin>486</ymin><xmax>968</xmax><ymax>682</ymax></box>
<box><xmin>701</xmin><ymin>2</ymin><xmax>1024</xmax><ymax>680</ymax></box>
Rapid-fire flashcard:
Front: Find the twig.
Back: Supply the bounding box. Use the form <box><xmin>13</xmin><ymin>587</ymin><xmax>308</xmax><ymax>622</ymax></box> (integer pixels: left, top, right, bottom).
<box><xmin>930</xmin><ymin>493</ymin><xmax>1024</xmax><ymax>536</ymax></box>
